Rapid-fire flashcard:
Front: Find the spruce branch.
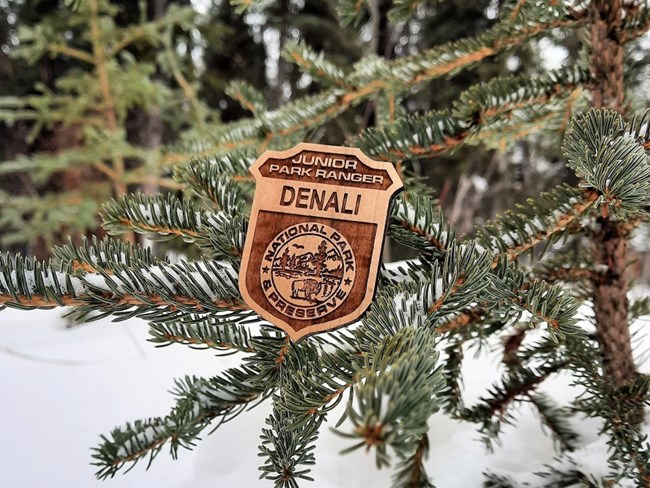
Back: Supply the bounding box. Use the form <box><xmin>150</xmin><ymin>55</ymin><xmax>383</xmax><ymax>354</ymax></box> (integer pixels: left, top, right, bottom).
<box><xmin>94</xmin><ymin>334</ymin><xmax>291</xmax><ymax>479</ymax></box>
<box><xmin>47</xmin><ymin>44</ymin><xmax>96</xmax><ymax>64</ymax></box>
<box><xmin>563</xmin><ymin>108</ymin><xmax>650</xmax><ymax>219</ymax></box>
<box><xmin>87</xmin><ymin>0</ymin><xmax>127</xmax><ymax>198</ymax></box>
<box><xmin>174</xmin><ymin>160</ymin><xmax>247</xmax><ymax>214</ymax></box>
<box><xmin>510</xmin><ymin>334</ymin><xmax>573</xmax><ymax>369</ymax></box>
<box><xmin>391</xmin><ymin>434</ymin><xmax>434</xmax><ymax>488</ymax></box>
<box><xmin>257</xmin><ymin>338</ymin><xmax>333</xmax><ymax>487</ymax></box>
<box><xmin>105</xmin><ymin>5</ymin><xmax>195</xmax><ymax>57</ymax></box>
<box><xmin>438</xmin><ymin>313</ymin><xmax>510</xmax><ymax>417</ymax></box>
<box><xmin>356</xmin><ymin>69</ymin><xmax>583</xmax><ymax>162</ymax></box>
<box><xmin>260</xmin><ymin>91</ymin><xmax>349</xmax><ymax>138</ymax></box>
<box><xmin>389</xmin><ymin>194</ymin><xmax>455</xmax><ymax>256</ymax></box>
<box><xmin>282</xmin><ymin>40</ymin><xmax>350</xmax><ymax>88</ymax></box>
<box><xmin>319</xmin><ymin>246</ymin><xmax>493</xmax><ymax>473</ymax></box>
<box><xmin>202</xmin><ymin>213</ymin><xmax>248</xmax><ymax>266</ymax></box>
<box><xmin>161</xmin><ymin>118</ymin><xmax>262</xmax><ymax>167</ymax></box>
<box><xmin>167</xmin><ymin>5</ymin><xmax>587</xmax><ymax>164</ymax></box>
<box><xmin>486</xmin><ymin>262</ymin><xmax>582</xmax><ymax>340</ymax></box>
<box><xmin>528</xmin><ymin>393</ymin><xmax>579</xmax><ymax>452</ymax></box>
<box><xmin>360</xmin><ymin>244</ymin><xmax>493</xmax><ymax>343</ymax></box>
<box><xmin>276</xmin><ymin>245</ymin><xmax>492</xmax><ymax>433</ymax></box>
<box><xmin>0</xmin><ymin>253</ymin><xmax>247</xmax><ymax>319</ymax></box>
<box><xmin>77</xmin><ymin>258</ymin><xmax>246</xmax><ymax>320</ymax></box>
<box><xmin>475</xmin><ymin>185</ymin><xmax>598</xmax><ymax>261</ymax></box>
<box><xmin>100</xmin><ymin>193</ymin><xmax>222</xmax><ymax>249</ymax></box>
<box><xmin>440</xmin><ymin>337</ymin><xmax>466</xmax><ymax>416</ymax></box>
<box><xmin>225</xmin><ymin>80</ymin><xmax>268</xmax><ymax>116</ymax></box>
<box><xmin>355</xmin><ymin>110</ymin><xmax>467</xmax><ymax>161</ymax></box>
<box><xmin>148</xmin><ymin>314</ymin><xmax>269</xmax><ymax>354</ymax></box>
<box><xmin>0</xmin><ymin>190</ymin><xmax>101</xmax><ymax>248</ymax></box>
<box><xmin>171</xmin><ymin>151</ymin><xmax>256</xmax><ymax>194</ymax></box>
<box><xmin>0</xmin><ymin>253</ymin><xmax>82</xmax><ymax>310</ymax></box>
<box><xmin>339</xmin><ymin>326</ymin><xmax>444</xmax><ymax>470</ymax></box>
<box><xmin>387</xmin><ymin>192</ymin><xmax>585</xmax><ymax>343</ymax></box>
<box><xmin>275</xmin><ymin>337</ymin><xmax>357</xmax><ymax>419</ymax></box>
<box><xmin>93</xmin><ymin>367</ymin><xmax>271</xmax><ymax>479</ymax></box>
<box><xmin>452</xmin><ymin>67</ymin><xmax>589</xmax><ymax>123</ymax></box>
<box><xmin>388</xmin><ymin>191</ymin><xmax>584</xmax><ymax>342</ymax></box>
<box><xmin>52</xmin><ymin>235</ymin><xmax>166</xmax><ymax>275</ymax></box>
<box><xmin>460</xmin><ymin>361</ymin><xmax>569</xmax><ymax>450</ymax></box>
<box><xmin>161</xmin><ymin>25</ymin><xmax>206</xmax><ymax>127</ymax></box>
<box><xmin>467</xmin><ymin>102</ymin><xmax>577</xmax><ymax>150</ymax></box>
<box><xmin>570</xmin><ymin>335</ymin><xmax>650</xmax><ymax>483</ymax></box>
<box><xmin>258</xmin><ymin>408</ymin><xmax>322</xmax><ymax>488</ymax></box>
<box><xmin>101</xmin><ymin>193</ymin><xmax>200</xmax><ymax>239</ymax></box>
<box><xmin>367</xmin><ymin>2</ymin><xmax>584</xmax><ymax>88</ymax></box>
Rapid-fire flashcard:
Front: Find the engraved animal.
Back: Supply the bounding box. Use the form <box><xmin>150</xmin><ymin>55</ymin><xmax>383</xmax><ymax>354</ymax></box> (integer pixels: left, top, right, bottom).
<box><xmin>291</xmin><ymin>279</ymin><xmax>322</xmax><ymax>301</ymax></box>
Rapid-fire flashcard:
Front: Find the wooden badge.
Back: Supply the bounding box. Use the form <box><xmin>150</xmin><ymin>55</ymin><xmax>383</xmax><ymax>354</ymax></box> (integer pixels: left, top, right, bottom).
<box><xmin>239</xmin><ymin>143</ymin><xmax>403</xmax><ymax>341</ymax></box>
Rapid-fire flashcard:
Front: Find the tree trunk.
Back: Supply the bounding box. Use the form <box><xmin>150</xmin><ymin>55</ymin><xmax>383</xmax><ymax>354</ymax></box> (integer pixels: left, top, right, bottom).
<box><xmin>34</xmin><ymin>57</ymin><xmax>86</xmax><ymax>258</ymax></box>
<box><xmin>589</xmin><ymin>0</ymin><xmax>625</xmax><ymax>114</ymax></box>
<box><xmin>130</xmin><ymin>0</ymin><xmax>166</xmax><ymax>165</ymax></box>
<box><xmin>588</xmin><ymin>0</ymin><xmax>638</xmax><ymax>397</ymax></box>
<box><xmin>368</xmin><ymin>0</ymin><xmax>396</xmax><ymax>262</ymax></box>
<box><xmin>127</xmin><ymin>0</ymin><xmax>167</xmax><ymax>252</ymax></box>
<box><xmin>592</xmin><ymin>219</ymin><xmax>636</xmax><ymax>386</ymax></box>
<box><xmin>270</xmin><ymin>0</ymin><xmax>290</xmax><ymax>109</ymax></box>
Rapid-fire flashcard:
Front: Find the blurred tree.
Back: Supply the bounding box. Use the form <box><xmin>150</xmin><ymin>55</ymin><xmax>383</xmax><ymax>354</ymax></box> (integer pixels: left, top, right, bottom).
<box><xmin>198</xmin><ymin>0</ymin><xmax>268</xmax><ymax>121</ymax></box>
<box><xmin>399</xmin><ymin>1</ymin><xmax>564</xmax><ymax>235</ymax></box>
<box><xmin>0</xmin><ymin>0</ymin><xmax>61</xmax><ymax>255</ymax></box>
<box><xmin>0</xmin><ymin>0</ymin><xmax>204</xmax><ymax>255</ymax></box>
<box><xmin>199</xmin><ymin>0</ymin><xmax>361</xmax><ymax>128</ymax></box>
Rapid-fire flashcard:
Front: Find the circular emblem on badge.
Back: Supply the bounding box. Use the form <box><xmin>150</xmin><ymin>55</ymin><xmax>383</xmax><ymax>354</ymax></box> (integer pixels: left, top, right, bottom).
<box><xmin>260</xmin><ymin>222</ymin><xmax>356</xmax><ymax>320</ymax></box>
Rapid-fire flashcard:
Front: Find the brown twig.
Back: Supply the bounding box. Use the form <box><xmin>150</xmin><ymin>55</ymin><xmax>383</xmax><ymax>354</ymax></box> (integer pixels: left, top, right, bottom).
<box><xmin>500</xmin><ymin>189</ymin><xmax>599</xmax><ymax>265</ymax></box>
<box><xmin>0</xmin><ymin>292</ymin><xmax>249</xmax><ymax>311</ymax></box>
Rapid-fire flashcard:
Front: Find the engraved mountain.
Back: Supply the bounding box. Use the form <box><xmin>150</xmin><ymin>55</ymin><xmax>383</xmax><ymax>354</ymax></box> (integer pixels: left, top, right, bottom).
<box><xmin>280</xmin><ymin>246</ymin><xmax>343</xmax><ymax>277</ymax></box>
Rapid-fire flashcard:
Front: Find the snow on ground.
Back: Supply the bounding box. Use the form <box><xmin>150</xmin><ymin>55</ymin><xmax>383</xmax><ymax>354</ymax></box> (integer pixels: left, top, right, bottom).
<box><xmin>0</xmin><ymin>307</ymin><xmax>646</xmax><ymax>487</ymax></box>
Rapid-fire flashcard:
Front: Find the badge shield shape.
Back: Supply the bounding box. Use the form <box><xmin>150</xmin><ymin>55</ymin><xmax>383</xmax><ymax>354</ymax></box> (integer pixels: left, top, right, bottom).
<box><xmin>239</xmin><ymin>143</ymin><xmax>403</xmax><ymax>341</ymax></box>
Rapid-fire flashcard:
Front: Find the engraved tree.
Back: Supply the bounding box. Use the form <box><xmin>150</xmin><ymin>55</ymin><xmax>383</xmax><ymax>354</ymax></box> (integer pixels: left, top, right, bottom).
<box><xmin>2</xmin><ymin>1</ymin><xmax>650</xmax><ymax>486</ymax></box>
<box><xmin>314</xmin><ymin>239</ymin><xmax>328</xmax><ymax>277</ymax></box>
<box><xmin>280</xmin><ymin>248</ymin><xmax>290</xmax><ymax>271</ymax></box>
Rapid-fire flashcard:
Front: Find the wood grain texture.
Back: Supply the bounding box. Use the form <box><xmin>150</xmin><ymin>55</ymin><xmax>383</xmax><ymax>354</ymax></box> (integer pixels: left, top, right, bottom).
<box><xmin>239</xmin><ymin>143</ymin><xmax>403</xmax><ymax>341</ymax></box>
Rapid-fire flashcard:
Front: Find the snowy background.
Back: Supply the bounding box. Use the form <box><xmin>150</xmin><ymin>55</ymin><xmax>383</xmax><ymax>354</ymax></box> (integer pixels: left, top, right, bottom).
<box><xmin>3</xmin><ymin>305</ymin><xmax>645</xmax><ymax>487</ymax></box>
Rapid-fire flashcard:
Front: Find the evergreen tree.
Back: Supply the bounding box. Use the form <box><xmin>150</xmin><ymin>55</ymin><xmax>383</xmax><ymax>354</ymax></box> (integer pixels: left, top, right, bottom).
<box><xmin>397</xmin><ymin>0</ymin><xmax>545</xmax><ymax>235</ymax></box>
<box><xmin>197</xmin><ymin>0</ymin><xmax>361</xmax><ymax>143</ymax></box>
<box><xmin>0</xmin><ymin>0</ymin><xmax>204</xmax><ymax>253</ymax></box>
<box><xmin>2</xmin><ymin>0</ymin><xmax>650</xmax><ymax>486</ymax></box>
<box><xmin>0</xmin><ymin>0</ymin><xmax>74</xmax><ymax>256</ymax></box>
<box><xmin>198</xmin><ymin>0</ymin><xmax>269</xmax><ymax>121</ymax></box>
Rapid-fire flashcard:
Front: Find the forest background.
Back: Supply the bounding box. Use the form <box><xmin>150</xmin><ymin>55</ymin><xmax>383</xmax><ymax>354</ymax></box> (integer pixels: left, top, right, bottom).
<box><xmin>4</xmin><ymin>0</ymin><xmax>648</xmax><ymax>273</ymax></box>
